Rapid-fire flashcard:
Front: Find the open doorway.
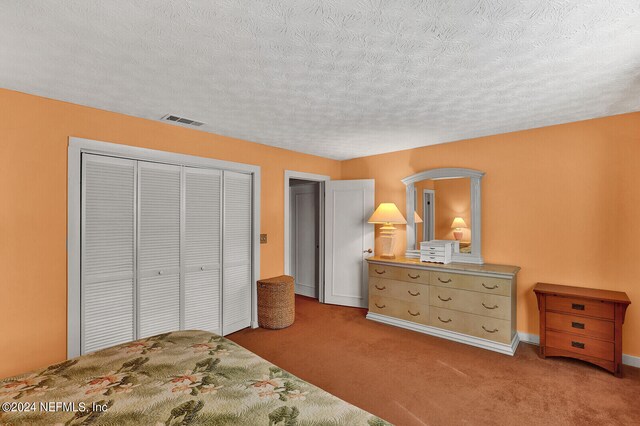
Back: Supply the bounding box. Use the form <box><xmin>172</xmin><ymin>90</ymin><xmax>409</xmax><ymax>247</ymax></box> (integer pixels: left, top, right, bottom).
<box><xmin>284</xmin><ymin>171</ymin><xmax>329</xmax><ymax>302</ymax></box>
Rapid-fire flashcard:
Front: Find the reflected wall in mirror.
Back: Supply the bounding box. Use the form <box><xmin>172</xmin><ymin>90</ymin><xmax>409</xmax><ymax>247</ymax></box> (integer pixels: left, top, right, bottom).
<box><xmin>413</xmin><ymin>177</ymin><xmax>471</xmax><ymax>253</ymax></box>
<box><xmin>403</xmin><ymin>168</ymin><xmax>484</xmax><ymax>264</ymax></box>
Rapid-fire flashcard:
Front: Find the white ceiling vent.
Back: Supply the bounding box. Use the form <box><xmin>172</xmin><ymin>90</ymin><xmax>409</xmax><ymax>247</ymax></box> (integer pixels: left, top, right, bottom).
<box><xmin>161</xmin><ymin>114</ymin><xmax>204</xmax><ymax>127</ymax></box>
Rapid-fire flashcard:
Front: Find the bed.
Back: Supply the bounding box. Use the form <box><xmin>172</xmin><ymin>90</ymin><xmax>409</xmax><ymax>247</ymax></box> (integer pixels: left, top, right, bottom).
<box><xmin>0</xmin><ymin>330</ymin><xmax>389</xmax><ymax>425</ymax></box>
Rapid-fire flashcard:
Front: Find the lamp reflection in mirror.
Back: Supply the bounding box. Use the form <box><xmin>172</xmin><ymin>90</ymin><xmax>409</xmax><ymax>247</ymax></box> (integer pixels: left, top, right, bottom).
<box><xmin>451</xmin><ymin>217</ymin><xmax>467</xmax><ymax>241</ymax></box>
<box><xmin>368</xmin><ymin>203</ymin><xmax>407</xmax><ymax>259</ymax></box>
<box><xmin>414</xmin><ymin>211</ymin><xmax>423</xmax><ymax>224</ymax></box>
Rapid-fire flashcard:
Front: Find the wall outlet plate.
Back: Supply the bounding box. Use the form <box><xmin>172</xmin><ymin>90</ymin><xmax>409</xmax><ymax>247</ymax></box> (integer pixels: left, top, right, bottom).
<box><xmin>260</xmin><ymin>234</ymin><xmax>267</xmax><ymax>244</ymax></box>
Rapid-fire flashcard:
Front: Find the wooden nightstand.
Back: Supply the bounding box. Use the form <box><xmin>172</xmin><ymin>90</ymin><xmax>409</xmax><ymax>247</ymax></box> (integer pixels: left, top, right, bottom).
<box><xmin>534</xmin><ymin>283</ymin><xmax>631</xmax><ymax>377</ymax></box>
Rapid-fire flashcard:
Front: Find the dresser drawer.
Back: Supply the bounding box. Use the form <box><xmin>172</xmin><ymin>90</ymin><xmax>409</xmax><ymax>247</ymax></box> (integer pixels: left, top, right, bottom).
<box><xmin>430</xmin><ymin>271</ymin><xmax>511</xmax><ymax>297</ymax></box>
<box><xmin>546</xmin><ymin>311</ymin><xmax>614</xmax><ymax>341</ymax></box>
<box><xmin>368</xmin><ymin>264</ymin><xmax>429</xmax><ymax>285</ymax></box>
<box><xmin>369</xmin><ymin>277</ymin><xmax>429</xmax><ymax>304</ymax></box>
<box><xmin>546</xmin><ymin>330</ymin><xmax>614</xmax><ymax>362</ymax></box>
<box><xmin>369</xmin><ymin>295</ymin><xmax>429</xmax><ymax>325</ymax></box>
<box><xmin>430</xmin><ymin>306</ymin><xmax>512</xmax><ymax>344</ymax></box>
<box><xmin>429</xmin><ymin>287</ymin><xmax>510</xmax><ymax>320</ymax></box>
<box><xmin>546</xmin><ymin>295</ymin><xmax>614</xmax><ymax>320</ymax></box>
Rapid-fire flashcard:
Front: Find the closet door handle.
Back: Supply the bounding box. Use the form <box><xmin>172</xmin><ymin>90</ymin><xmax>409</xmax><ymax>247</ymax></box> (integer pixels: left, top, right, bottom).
<box><xmin>364</xmin><ymin>249</ymin><xmax>373</xmax><ymax>253</ymax></box>
<box><xmin>374</xmin><ymin>269</ymin><xmax>386</xmax><ymax>275</ymax></box>
<box><xmin>375</xmin><ymin>285</ymin><xmax>386</xmax><ymax>290</ymax></box>
<box><xmin>201</xmin><ymin>266</ymin><xmax>206</xmax><ymax>271</ymax></box>
<box><xmin>438</xmin><ymin>295</ymin><xmax>452</xmax><ymax>302</ymax></box>
<box><xmin>437</xmin><ymin>316</ymin><xmax>452</xmax><ymax>323</ymax></box>
<box><xmin>407</xmin><ymin>273</ymin><xmax>420</xmax><ymax>279</ymax></box>
<box><xmin>408</xmin><ymin>290</ymin><xmax>420</xmax><ymax>296</ymax></box>
<box><xmin>407</xmin><ymin>310</ymin><xmax>420</xmax><ymax>317</ymax></box>
<box><xmin>482</xmin><ymin>302</ymin><xmax>499</xmax><ymax>310</ymax></box>
<box><xmin>482</xmin><ymin>326</ymin><xmax>498</xmax><ymax>333</ymax></box>
<box><xmin>375</xmin><ymin>303</ymin><xmax>386</xmax><ymax>309</ymax></box>
<box><xmin>482</xmin><ymin>283</ymin><xmax>498</xmax><ymax>290</ymax></box>
<box><xmin>158</xmin><ymin>270</ymin><xmax>164</xmax><ymax>275</ymax></box>
<box><xmin>437</xmin><ymin>277</ymin><xmax>452</xmax><ymax>283</ymax></box>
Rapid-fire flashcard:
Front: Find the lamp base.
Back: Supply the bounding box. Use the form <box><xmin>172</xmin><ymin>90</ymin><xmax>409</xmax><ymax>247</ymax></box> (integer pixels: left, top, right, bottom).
<box><xmin>453</xmin><ymin>230</ymin><xmax>463</xmax><ymax>240</ymax></box>
<box><xmin>380</xmin><ymin>254</ymin><xmax>396</xmax><ymax>259</ymax></box>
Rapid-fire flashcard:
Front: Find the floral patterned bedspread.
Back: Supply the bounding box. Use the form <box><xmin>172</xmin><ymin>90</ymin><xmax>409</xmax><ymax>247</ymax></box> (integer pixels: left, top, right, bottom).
<box><xmin>0</xmin><ymin>330</ymin><xmax>389</xmax><ymax>425</ymax></box>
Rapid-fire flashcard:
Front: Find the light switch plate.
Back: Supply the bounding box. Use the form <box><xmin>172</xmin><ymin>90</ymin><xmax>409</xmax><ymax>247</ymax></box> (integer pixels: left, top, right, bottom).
<box><xmin>260</xmin><ymin>234</ymin><xmax>267</xmax><ymax>244</ymax></box>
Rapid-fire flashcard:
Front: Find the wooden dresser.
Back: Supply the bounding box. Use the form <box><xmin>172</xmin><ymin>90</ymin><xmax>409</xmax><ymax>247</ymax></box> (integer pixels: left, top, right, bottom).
<box><xmin>534</xmin><ymin>283</ymin><xmax>631</xmax><ymax>377</ymax></box>
<box><xmin>366</xmin><ymin>256</ymin><xmax>520</xmax><ymax>355</ymax></box>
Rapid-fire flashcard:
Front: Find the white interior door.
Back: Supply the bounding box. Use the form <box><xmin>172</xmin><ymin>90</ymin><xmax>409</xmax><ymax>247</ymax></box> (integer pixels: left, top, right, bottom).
<box><xmin>324</xmin><ymin>179</ymin><xmax>375</xmax><ymax>307</ymax></box>
<box><xmin>81</xmin><ymin>154</ymin><xmax>136</xmax><ymax>354</ymax></box>
<box><xmin>184</xmin><ymin>167</ymin><xmax>222</xmax><ymax>334</ymax></box>
<box><xmin>290</xmin><ymin>183</ymin><xmax>319</xmax><ymax>298</ymax></box>
<box><xmin>137</xmin><ymin>161</ymin><xmax>182</xmax><ymax>338</ymax></box>
<box><xmin>222</xmin><ymin>171</ymin><xmax>253</xmax><ymax>334</ymax></box>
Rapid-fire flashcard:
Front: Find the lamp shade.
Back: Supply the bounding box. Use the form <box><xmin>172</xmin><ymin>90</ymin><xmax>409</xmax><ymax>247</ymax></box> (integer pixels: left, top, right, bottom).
<box><xmin>368</xmin><ymin>203</ymin><xmax>407</xmax><ymax>224</ymax></box>
<box><xmin>451</xmin><ymin>217</ymin><xmax>467</xmax><ymax>229</ymax></box>
<box><xmin>413</xmin><ymin>211</ymin><xmax>423</xmax><ymax>224</ymax></box>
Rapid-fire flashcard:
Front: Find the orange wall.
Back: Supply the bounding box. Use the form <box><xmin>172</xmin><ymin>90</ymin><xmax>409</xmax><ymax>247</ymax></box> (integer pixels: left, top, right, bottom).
<box><xmin>0</xmin><ymin>89</ymin><xmax>341</xmax><ymax>378</ymax></box>
<box><xmin>342</xmin><ymin>112</ymin><xmax>640</xmax><ymax>357</ymax></box>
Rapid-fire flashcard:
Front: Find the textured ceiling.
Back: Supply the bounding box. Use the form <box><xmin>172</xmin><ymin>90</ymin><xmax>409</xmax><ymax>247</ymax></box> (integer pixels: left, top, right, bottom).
<box><xmin>1</xmin><ymin>1</ymin><xmax>639</xmax><ymax>160</ymax></box>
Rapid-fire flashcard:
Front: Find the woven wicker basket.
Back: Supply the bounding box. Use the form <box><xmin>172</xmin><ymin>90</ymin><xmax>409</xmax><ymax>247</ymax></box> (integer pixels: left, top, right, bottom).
<box><xmin>257</xmin><ymin>275</ymin><xmax>295</xmax><ymax>329</ymax></box>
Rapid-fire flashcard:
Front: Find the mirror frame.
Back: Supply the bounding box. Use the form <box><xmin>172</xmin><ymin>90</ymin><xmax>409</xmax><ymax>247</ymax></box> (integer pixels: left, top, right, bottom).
<box><xmin>403</xmin><ymin>168</ymin><xmax>485</xmax><ymax>264</ymax></box>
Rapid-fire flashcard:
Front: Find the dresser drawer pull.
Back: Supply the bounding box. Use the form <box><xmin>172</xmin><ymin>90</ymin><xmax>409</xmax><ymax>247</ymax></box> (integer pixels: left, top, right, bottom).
<box><xmin>482</xmin><ymin>283</ymin><xmax>498</xmax><ymax>290</ymax></box>
<box><xmin>571</xmin><ymin>341</ymin><xmax>585</xmax><ymax>349</ymax></box>
<box><xmin>374</xmin><ymin>303</ymin><xmax>386</xmax><ymax>309</ymax></box>
<box><xmin>571</xmin><ymin>303</ymin><xmax>585</xmax><ymax>311</ymax></box>
<box><xmin>437</xmin><ymin>295</ymin><xmax>452</xmax><ymax>302</ymax></box>
<box><xmin>408</xmin><ymin>290</ymin><xmax>420</xmax><ymax>296</ymax></box>
<box><xmin>408</xmin><ymin>273</ymin><xmax>420</xmax><ymax>279</ymax></box>
<box><xmin>482</xmin><ymin>326</ymin><xmax>499</xmax><ymax>333</ymax></box>
<box><xmin>374</xmin><ymin>269</ymin><xmax>386</xmax><ymax>275</ymax></box>
<box><xmin>571</xmin><ymin>321</ymin><xmax>585</xmax><ymax>330</ymax></box>
<box><xmin>437</xmin><ymin>316</ymin><xmax>452</xmax><ymax>323</ymax></box>
<box><xmin>374</xmin><ymin>285</ymin><xmax>386</xmax><ymax>290</ymax></box>
<box><xmin>437</xmin><ymin>277</ymin><xmax>452</xmax><ymax>283</ymax></box>
<box><xmin>482</xmin><ymin>302</ymin><xmax>499</xmax><ymax>310</ymax></box>
<box><xmin>407</xmin><ymin>310</ymin><xmax>420</xmax><ymax>317</ymax></box>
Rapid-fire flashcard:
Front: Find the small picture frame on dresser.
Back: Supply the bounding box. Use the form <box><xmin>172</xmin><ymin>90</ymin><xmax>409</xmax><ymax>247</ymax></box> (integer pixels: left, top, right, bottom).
<box><xmin>533</xmin><ymin>282</ymin><xmax>631</xmax><ymax>377</ymax></box>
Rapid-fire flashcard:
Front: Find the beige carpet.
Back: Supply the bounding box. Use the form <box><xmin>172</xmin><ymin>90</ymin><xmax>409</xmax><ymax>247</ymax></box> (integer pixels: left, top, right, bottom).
<box><xmin>228</xmin><ymin>295</ymin><xmax>640</xmax><ymax>425</ymax></box>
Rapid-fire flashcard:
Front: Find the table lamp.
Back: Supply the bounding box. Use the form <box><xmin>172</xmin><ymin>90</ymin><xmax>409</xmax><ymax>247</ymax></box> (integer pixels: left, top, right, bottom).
<box><xmin>368</xmin><ymin>203</ymin><xmax>407</xmax><ymax>259</ymax></box>
<box><xmin>451</xmin><ymin>217</ymin><xmax>467</xmax><ymax>240</ymax></box>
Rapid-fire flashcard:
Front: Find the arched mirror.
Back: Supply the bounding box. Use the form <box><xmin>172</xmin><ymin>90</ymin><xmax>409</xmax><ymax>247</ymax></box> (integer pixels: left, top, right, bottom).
<box><xmin>403</xmin><ymin>168</ymin><xmax>484</xmax><ymax>264</ymax></box>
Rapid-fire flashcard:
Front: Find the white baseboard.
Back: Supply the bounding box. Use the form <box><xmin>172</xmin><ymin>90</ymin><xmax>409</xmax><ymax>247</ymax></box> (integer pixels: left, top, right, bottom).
<box><xmin>518</xmin><ymin>332</ymin><xmax>640</xmax><ymax>368</ymax></box>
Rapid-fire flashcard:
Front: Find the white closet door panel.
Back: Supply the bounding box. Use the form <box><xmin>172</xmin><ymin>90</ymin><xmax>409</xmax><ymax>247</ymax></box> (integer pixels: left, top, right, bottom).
<box><xmin>222</xmin><ymin>264</ymin><xmax>251</xmax><ymax>333</ymax></box>
<box><xmin>184</xmin><ymin>167</ymin><xmax>222</xmax><ymax>333</ymax></box>
<box><xmin>223</xmin><ymin>171</ymin><xmax>252</xmax><ymax>334</ymax></box>
<box><xmin>185</xmin><ymin>168</ymin><xmax>221</xmax><ymax>268</ymax></box>
<box><xmin>223</xmin><ymin>172</ymin><xmax>252</xmax><ymax>265</ymax></box>
<box><xmin>138</xmin><ymin>162</ymin><xmax>181</xmax><ymax>272</ymax></box>
<box><xmin>81</xmin><ymin>154</ymin><xmax>135</xmax><ymax>353</ymax></box>
<box><xmin>138</xmin><ymin>274</ymin><xmax>181</xmax><ymax>337</ymax></box>
<box><xmin>137</xmin><ymin>161</ymin><xmax>181</xmax><ymax>337</ymax></box>
<box><xmin>184</xmin><ymin>269</ymin><xmax>221</xmax><ymax>332</ymax></box>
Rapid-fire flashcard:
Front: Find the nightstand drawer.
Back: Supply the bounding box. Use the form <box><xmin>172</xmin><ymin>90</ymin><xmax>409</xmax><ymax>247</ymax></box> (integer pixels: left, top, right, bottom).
<box><xmin>546</xmin><ymin>295</ymin><xmax>614</xmax><ymax>320</ymax></box>
<box><xmin>369</xmin><ymin>295</ymin><xmax>429</xmax><ymax>325</ymax></box>
<box><xmin>546</xmin><ymin>330</ymin><xmax>614</xmax><ymax>362</ymax></box>
<box><xmin>430</xmin><ymin>271</ymin><xmax>511</xmax><ymax>297</ymax></box>
<box><xmin>369</xmin><ymin>277</ymin><xmax>429</xmax><ymax>304</ymax></box>
<box><xmin>546</xmin><ymin>311</ymin><xmax>614</xmax><ymax>341</ymax></box>
<box><xmin>430</xmin><ymin>307</ymin><xmax>511</xmax><ymax>344</ymax></box>
<box><xmin>429</xmin><ymin>286</ymin><xmax>510</xmax><ymax>320</ymax></box>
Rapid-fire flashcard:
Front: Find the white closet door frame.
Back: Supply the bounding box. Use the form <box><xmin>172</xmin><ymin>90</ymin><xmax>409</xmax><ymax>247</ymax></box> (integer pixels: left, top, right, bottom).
<box><xmin>67</xmin><ymin>137</ymin><xmax>261</xmax><ymax>358</ymax></box>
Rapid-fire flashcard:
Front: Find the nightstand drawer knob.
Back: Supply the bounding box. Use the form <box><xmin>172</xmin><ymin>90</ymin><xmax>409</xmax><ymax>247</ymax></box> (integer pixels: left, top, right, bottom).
<box><xmin>571</xmin><ymin>341</ymin><xmax>585</xmax><ymax>349</ymax></box>
<box><xmin>407</xmin><ymin>310</ymin><xmax>420</xmax><ymax>317</ymax></box>
<box><xmin>571</xmin><ymin>303</ymin><xmax>585</xmax><ymax>311</ymax></box>
<box><xmin>437</xmin><ymin>277</ymin><xmax>452</xmax><ymax>283</ymax></box>
<box><xmin>408</xmin><ymin>273</ymin><xmax>420</xmax><ymax>279</ymax></box>
<box><xmin>437</xmin><ymin>316</ymin><xmax>452</xmax><ymax>323</ymax></box>
<box><xmin>482</xmin><ymin>326</ymin><xmax>498</xmax><ymax>333</ymax></box>
<box><xmin>408</xmin><ymin>290</ymin><xmax>420</xmax><ymax>296</ymax></box>
<box><xmin>437</xmin><ymin>295</ymin><xmax>452</xmax><ymax>302</ymax></box>
<box><xmin>374</xmin><ymin>269</ymin><xmax>386</xmax><ymax>275</ymax></box>
<box><xmin>482</xmin><ymin>283</ymin><xmax>498</xmax><ymax>290</ymax></box>
<box><xmin>375</xmin><ymin>303</ymin><xmax>386</xmax><ymax>309</ymax></box>
<box><xmin>571</xmin><ymin>321</ymin><xmax>585</xmax><ymax>329</ymax></box>
<box><xmin>375</xmin><ymin>285</ymin><xmax>386</xmax><ymax>290</ymax></box>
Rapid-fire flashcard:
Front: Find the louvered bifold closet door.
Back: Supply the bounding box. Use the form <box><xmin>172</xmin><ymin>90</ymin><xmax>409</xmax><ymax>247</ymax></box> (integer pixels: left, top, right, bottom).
<box><xmin>137</xmin><ymin>161</ymin><xmax>182</xmax><ymax>338</ymax></box>
<box><xmin>223</xmin><ymin>171</ymin><xmax>253</xmax><ymax>334</ymax></box>
<box><xmin>81</xmin><ymin>154</ymin><xmax>136</xmax><ymax>354</ymax></box>
<box><xmin>184</xmin><ymin>167</ymin><xmax>222</xmax><ymax>333</ymax></box>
